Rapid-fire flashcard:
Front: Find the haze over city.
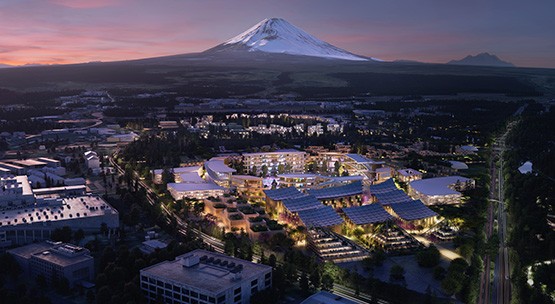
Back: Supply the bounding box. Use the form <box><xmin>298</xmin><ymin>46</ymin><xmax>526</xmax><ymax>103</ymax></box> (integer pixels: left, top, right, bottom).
<box><xmin>1</xmin><ymin>0</ymin><xmax>555</xmax><ymax>67</ymax></box>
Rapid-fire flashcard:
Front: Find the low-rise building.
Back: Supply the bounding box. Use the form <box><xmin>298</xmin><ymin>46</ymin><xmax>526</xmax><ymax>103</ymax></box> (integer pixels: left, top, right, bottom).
<box><xmin>8</xmin><ymin>241</ymin><xmax>94</xmax><ymax>287</ymax></box>
<box><xmin>396</xmin><ymin>168</ymin><xmax>423</xmax><ymax>183</ymax></box>
<box><xmin>408</xmin><ymin>176</ymin><xmax>475</xmax><ymax>205</ymax></box>
<box><xmin>167</xmin><ymin>182</ymin><xmax>226</xmax><ymax>200</ymax></box>
<box><xmin>0</xmin><ymin>194</ymin><xmax>119</xmax><ymax>246</ymax></box>
<box><xmin>140</xmin><ymin>249</ymin><xmax>272</xmax><ymax>304</ymax></box>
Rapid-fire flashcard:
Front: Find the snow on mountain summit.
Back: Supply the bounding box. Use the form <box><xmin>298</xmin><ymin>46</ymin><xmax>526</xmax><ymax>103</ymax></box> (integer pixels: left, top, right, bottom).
<box><xmin>214</xmin><ymin>18</ymin><xmax>373</xmax><ymax>61</ymax></box>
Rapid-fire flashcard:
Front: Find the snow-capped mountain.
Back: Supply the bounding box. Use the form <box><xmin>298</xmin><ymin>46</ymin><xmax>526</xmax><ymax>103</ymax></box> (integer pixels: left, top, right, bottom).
<box><xmin>448</xmin><ymin>53</ymin><xmax>515</xmax><ymax>67</ymax></box>
<box><xmin>205</xmin><ymin>18</ymin><xmax>376</xmax><ymax>61</ymax></box>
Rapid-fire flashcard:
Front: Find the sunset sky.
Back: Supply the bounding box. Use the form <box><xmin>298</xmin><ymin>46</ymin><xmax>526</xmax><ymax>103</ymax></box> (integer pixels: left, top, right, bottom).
<box><xmin>1</xmin><ymin>0</ymin><xmax>554</xmax><ymax>68</ymax></box>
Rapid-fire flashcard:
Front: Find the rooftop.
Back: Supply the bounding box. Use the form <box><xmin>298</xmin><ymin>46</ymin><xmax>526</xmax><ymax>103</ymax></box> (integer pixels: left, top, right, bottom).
<box><xmin>8</xmin><ymin>241</ymin><xmax>92</xmax><ymax>267</ymax></box>
<box><xmin>264</xmin><ymin>186</ymin><xmax>304</xmax><ymax>201</ymax></box>
<box><xmin>409</xmin><ymin>176</ymin><xmax>473</xmax><ymax>196</ymax></box>
<box><xmin>205</xmin><ymin>159</ymin><xmax>236</xmax><ymax>174</ymax></box>
<box><xmin>140</xmin><ymin>249</ymin><xmax>271</xmax><ymax>294</ymax></box>
<box><xmin>7</xmin><ymin>159</ymin><xmax>48</xmax><ymax>167</ymax></box>
<box><xmin>397</xmin><ymin>168</ymin><xmax>423</xmax><ymax>177</ymax></box>
<box><xmin>231</xmin><ymin>175</ymin><xmax>263</xmax><ymax>181</ymax></box>
<box><xmin>374</xmin><ymin>190</ymin><xmax>413</xmax><ymax>206</ymax></box>
<box><xmin>369</xmin><ymin>179</ymin><xmax>398</xmax><ymax>194</ymax></box>
<box><xmin>178</xmin><ymin>172</ymin><xmax>205</xmax><ymax>184</ymax></box>
<box><xmin>297</xmin><ymin>205</ymin><xmax>343</xmax><ymax>228</ymax></box>
<box><xmin>277</xmin><ymin>173</ymin><xmax>320</xmax><ymax>179</ymax></box>
<box><xmin>308</xmin><ymin>181</ymin><xmax>363</xmax><ymax>200</ymax></box>
<box><xmin>390</xmin><ymin>200</ymin><xmax>438</xmax><ymax>221</ymax></box>
<box><xmin>282</xmin><ymin>195</ymin><xmax>323</xmax><ymax>213</ymax></box>
<box><xmin>342</xmin><ymin>203</ymin><xmax>393</xmax><ymax>225</ymax></box>
<box><xmin>243</xmin><ymin>150</ymin><xmax>306</xmax><ymax>156</ymax></box>
<box><xmin>0</xmin><ymin>195</ymin><xmax>118</xmax><ymax>228</ymax></box>
<box><xmin>167</xmin><ymin>182</ymin><xmax>224</xmax><ymax>192</ymax></box>
<box><xmin>300</xmin><ymin>291</ymin><xmax>358</xmax><ymax>304</ymax></box>
<box><xmin>153</xmin><ymin>166</ymin><xmax>201</xmax><ymax>175</ymax></box>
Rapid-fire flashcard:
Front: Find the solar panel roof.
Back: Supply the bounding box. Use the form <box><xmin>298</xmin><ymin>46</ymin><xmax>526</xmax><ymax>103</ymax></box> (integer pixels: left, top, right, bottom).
<box><xmin>297</xmin><ymin>206</ymin><xmax>343</xmax><ymax>227</ymax></box>
<box><xmin>342</xmin><ymin>204</ymin><xmax>393</xmax><ymax>225</ymax></box>
<box><xmin>282</xmin><ymin>195</ymin><xmax>323</xmax><ymax>213</ymax></box>
<box><xmin>390</xmin><ymin>200</ymin><xmax>438</xmax><ymax>221</ymax></box>
<box><xmin>374</xmin><ymin>190</ymin><xmax>413</xmax><ymax>206</ymax></box>
<box><xmin>308</xmin><ymin>181</ymin><xmax>363</xmax><ymax>200</ymax></box>
<box><xmin>369</xmin><ymin>179</ymin><xmax>398</xmax><ymax>194</ymax></box>
<box><xmin>264</xmin><ymin>186</ymin><xmax>304</xmax><ymax>201</ymax></box>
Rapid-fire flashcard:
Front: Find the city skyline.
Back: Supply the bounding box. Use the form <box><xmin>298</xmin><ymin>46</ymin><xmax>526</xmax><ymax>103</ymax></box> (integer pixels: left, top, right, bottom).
<box><xmin>1</xmin><ymin>0</ymin><xmax>554</xmax><ymax>68</ymax></box>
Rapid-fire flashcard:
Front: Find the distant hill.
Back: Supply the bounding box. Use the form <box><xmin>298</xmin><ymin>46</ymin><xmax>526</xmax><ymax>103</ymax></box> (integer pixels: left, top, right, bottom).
<box><xmin>0</xmin><ymin>64</ymin><xmax>12</xmax><ymax>69</ymax></box>
<box><xmin>448</xmin><ymin>53</ymin><xmax>515</xmax><ymax>67</ymax></box>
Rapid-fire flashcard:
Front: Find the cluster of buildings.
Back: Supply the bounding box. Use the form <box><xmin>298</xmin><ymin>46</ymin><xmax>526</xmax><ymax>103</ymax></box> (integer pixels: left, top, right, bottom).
<box><xmin>150</xmin><ymin>146</ymin><xmax>475</xmax><ymax>260</ymax></box>
<box><xmin>0</xmin><ymin>157</ymin><xmax>86</xmax><ymax>189</ymax></box>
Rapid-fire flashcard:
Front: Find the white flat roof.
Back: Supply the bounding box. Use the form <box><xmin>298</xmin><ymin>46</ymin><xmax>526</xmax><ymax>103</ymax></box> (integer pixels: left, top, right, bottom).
<box><xmin>277</xmin><ymin>173</ymin><xmax>320</xmax><ymax>179</ymax></box>
<box><xmin>153</xmin><ymin>166</ymin><xmax>200</xmax><ymax>175</ymax></box>
<box><xmin>397</xmin><ymin>168</ymin><xmax>422</xmax><ymax>176</ymax></box>
<box><xmin>301</xmin><ymin>291</ymin><xmax>357</xmax><ymax>304</ymax></box>
<box><xmin>141</xmin><ymin>249</ymin><xmax>271</xmax><ymax>294</ymax></box>
<box><xmin>0</xmin><ymin>195</ymin><xmax>118</xmax><ymax>228</ymax></box>
<box><xmin>409</xmin><ymin>176</ymin><xmax>473</xmax><ymax>196</ymax></box>
<box><xmin>178</xmin><ymin>172</ymin><xmax>205</xmax><ymax>183</ymax></box>
<box><xmin>204</xmin><ymin>159</ymin><xmax>236</xmax><ymax>173</ymax></box>
<box><xmin>168</xmin><ymin>182</ymin><xmax>224</xmax><ymax>192</ymax></box>
<box><xmin>518</xmin><ymin>161</ymin><xmax>533</xmax><ymax>174</ymax></box>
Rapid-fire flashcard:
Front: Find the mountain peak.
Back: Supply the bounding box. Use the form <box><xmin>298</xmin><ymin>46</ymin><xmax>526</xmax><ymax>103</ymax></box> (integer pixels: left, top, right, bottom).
<box><xmin>448</xmin><ymin>52</ymin><xmax>515</xmax><ymax>67</ymax></box>
<box><xmin>207</xmin><ymin>18</ymin><xmax>374</xmax><ymax>61</ymax></box>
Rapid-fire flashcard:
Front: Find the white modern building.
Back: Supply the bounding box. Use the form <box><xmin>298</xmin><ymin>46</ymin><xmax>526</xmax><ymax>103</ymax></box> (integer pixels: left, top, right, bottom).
<box><xmin>84</xmin><ymin>151</ymin><xmax>101</xmax><ymax>173</ymax></box>
<box><xmin>204</xmin><ymin>158</ymin><xmax>236</xmax><ymax>187</ymax></box>
<box><xmin>243</xmin><ymin>150</ymin><xmax>307</xmax><ymax>175</ymax></box>
<box><xmin>408</xmin><ymin>176</ymin><xmax>475</xmax><ymax>205</ymax></box>
<box><xmin>140</xmin><ymin>249</ymin><xmax>272</xmax><ymax>304</ymax></box>
<box><xmin>167</xmin><ymin>182</ymin><xmax>226</xmax><ymax>200</ymax></box>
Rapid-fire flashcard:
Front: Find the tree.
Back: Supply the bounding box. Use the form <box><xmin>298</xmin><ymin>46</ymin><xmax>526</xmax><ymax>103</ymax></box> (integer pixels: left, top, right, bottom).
<box><xmin>416</xmin><ymin>245</ymin><xmax>440</xmax><ymax>268</ymax></box>
<box><xmin>321</xmin><ymin>274</ymin><xmax>334</xmax><ymax>291</ymax></box>
<box><xmin>309</xmin><ymin>269</ymin><xmax>321</xmax><ymax>289</ymax></box>
<box><xmin>299</xmin><ymin>271</ymin><xmax>309</xmax><ymax>292</ymax></box>
<box><xmin>51</xmin><ymin>226</ymin><xmax>72</xmax><ymax>243</ymax></box>
<box><xmin>261</xmin><ymin>165</ymin><xmax>268</xmax><ymax>177</ymax></box>
<box><xmin>277</xmin><ymin>164</ymin><xmax>285</xmax><ymax>174</ymax></box>
<box><xmin>74</xmin><ymin>229</ymin><xmax>85</xmax><ymax>243</ymax></box>
<box><xmin>161</xmin><ymin>167</ymin><xmax>174</xmax><ymax>185</ymax></box>
<box><xmin>390</xmin><ymin>265</ymin><xmax>405</xmax><ymax>281</ymax></box>
<box><xmin>96</xmin><ymin>286</ymin><xmax>111</xmax><ymax>304</ymax></box>
<box><xmin>268</xmin><ymin>254</ymin><xmax>277</xmax><ymax>268</ymax></box>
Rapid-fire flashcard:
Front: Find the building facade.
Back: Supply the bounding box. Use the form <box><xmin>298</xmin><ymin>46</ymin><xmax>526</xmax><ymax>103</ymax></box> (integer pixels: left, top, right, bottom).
<box><xmin>243</xmin><ymin>150</ymin><xmax>307</xmax><ymax>176</ymax></box>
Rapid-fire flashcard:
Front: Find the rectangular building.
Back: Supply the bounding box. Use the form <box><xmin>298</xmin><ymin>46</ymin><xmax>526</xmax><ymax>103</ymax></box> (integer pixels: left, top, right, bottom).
<box><xmin>243</xmin><ymin>150</ymin><xmax>307</xmax><ymax>176</ymax></box>
<box><xmin>140</xmin><ymin>249</ymin><xmax>272</xmax><ymax>304</ymax></box>
<box><xmin>8</xmin><ymin>241</ymin><xmax>94</xmax><ymax>287</ymax></box>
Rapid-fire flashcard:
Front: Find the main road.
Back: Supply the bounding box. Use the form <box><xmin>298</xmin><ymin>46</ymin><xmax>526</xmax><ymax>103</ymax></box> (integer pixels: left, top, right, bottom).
<box><xmin>477</xmin><ymin>120</ymin><xmax>514</xmax><ymax>304</ymax></box>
